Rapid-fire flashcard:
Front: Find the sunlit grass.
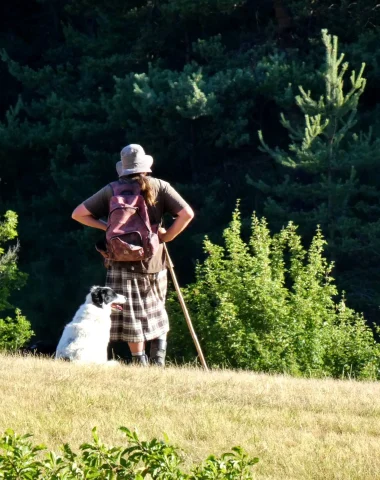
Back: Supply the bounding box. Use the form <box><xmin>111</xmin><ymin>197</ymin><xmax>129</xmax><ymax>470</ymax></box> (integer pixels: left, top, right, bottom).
<box><xmin>1</xmin><ymin>353</ymin><xmax>380</xmax><ymax>479</ymax></box>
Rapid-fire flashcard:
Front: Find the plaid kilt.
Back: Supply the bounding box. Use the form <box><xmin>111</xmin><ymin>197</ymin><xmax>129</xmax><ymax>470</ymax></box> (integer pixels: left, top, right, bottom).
<box><xmin>106</xmin><ymin>266</ymin><xmax>169</xmax><ymax>343</ymax></box>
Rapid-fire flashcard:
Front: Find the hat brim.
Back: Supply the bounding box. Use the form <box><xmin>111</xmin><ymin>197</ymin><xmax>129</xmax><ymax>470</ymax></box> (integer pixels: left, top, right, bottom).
<box><xmin>116</xmin><ymin>155</ymin><xmax>153</xmax><ymax>177</ymax></box>
<box><xmin>119</xmin><ymin>166</ymin><xmax>153</xmax><ymax>176</ymax></box>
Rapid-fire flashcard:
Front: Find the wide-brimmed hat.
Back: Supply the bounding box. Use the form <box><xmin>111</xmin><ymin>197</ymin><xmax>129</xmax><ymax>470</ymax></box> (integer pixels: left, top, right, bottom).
<box><xmin>117</xmin><ymin>144</ymin><xmax>153</xmax><ymax>177</ymax></box>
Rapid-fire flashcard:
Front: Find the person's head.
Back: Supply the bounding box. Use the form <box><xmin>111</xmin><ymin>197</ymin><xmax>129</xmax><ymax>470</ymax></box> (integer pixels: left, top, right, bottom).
<box><xmin>116</xmin><ymin>144</ymin><xmax>156</xmax><ymax>206</ymax></box>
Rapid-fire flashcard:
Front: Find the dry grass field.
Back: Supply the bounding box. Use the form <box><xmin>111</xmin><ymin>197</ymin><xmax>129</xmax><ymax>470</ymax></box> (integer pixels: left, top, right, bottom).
<box><xmin>1</xmin><ymin>353</ymin><xmax>380</xmax><ymax>479</ymax></box>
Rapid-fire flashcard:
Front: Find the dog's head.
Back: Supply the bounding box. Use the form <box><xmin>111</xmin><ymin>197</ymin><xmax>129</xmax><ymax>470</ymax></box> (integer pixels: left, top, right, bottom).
<box><xmin>89</xmin><ymin>286</ymin><xmax>126</xmax><ymax>311</ymax></box>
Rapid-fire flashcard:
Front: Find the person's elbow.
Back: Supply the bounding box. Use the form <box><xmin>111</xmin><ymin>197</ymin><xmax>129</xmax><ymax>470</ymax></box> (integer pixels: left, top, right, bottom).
<box><xmin>71</xmin><ymin>206</ymin><xmax>81</xmax><ymax>222</ymax></box>
<box><xmin>72</xmin><ymin>203</ymin><xmax>91</xmax><ymax>223</ymax></box>
<box><xmin>182</xmin><ymin>205</ymin><xmax>195</xmax><ymax>222</ymax></box>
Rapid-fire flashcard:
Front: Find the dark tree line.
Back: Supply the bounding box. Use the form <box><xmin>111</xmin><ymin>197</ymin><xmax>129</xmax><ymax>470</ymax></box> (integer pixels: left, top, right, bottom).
<box><xmin>1</xmin><ymin>0</ymin><xmax>380</xmax><ymax>343</ymax></box>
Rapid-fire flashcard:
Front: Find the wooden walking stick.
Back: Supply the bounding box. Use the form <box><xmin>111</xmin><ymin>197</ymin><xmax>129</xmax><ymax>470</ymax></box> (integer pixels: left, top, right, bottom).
<box><xmin>163</xmin><ymin>243</ymin><xmax>209</xmax><ymax>371</ymax></box>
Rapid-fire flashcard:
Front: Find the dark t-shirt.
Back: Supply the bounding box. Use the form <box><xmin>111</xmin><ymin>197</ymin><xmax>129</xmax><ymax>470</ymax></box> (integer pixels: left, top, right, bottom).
<box><xmin>83</xmin><ymin>177</ymin><xmax>189</xmax><ymax>273</ymax></box>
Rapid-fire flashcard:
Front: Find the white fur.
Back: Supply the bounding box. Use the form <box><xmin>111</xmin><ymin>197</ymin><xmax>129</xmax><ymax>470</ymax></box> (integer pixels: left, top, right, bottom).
<box><xmin>55</xmin><ymin>288</ymin><xmax>126</xmax><ymax>364</ymax></box>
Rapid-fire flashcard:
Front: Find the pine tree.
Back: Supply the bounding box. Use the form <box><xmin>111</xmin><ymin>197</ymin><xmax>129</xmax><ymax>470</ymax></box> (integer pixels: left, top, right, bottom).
<box><xmin>255</xmin><ymin>29</ymin><xmax>380</xmax><ymax>316</ymax></box>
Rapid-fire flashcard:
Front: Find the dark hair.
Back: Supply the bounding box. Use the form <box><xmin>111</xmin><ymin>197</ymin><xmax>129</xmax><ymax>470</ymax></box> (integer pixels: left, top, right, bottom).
<box><xmin>127</xmin><ymin>173</ymin><xmax>156</xmax><ymax>206</ymax></box>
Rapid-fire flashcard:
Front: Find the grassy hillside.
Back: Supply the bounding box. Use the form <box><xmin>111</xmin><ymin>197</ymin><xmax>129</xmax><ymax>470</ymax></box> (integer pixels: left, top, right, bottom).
<box><xmin>1</xmin><ymin>354</ymin><xmax>380</xmax><ymax>479</ymax></box>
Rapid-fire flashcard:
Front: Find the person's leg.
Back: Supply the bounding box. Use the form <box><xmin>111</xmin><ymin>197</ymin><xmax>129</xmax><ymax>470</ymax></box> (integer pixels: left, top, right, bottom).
<box><xmin>149</xmin><ymin>333</ymin><xmax>167</xmax><ymax>366</ymax></box>
<box><xmin>147</xmin><ymin>270</ymin><xmax>169</xmax><ymax>367</ymax></box>
<box><xmin>129</xmin><ymin>341</ymin><xmax>148</xmax><ymax>365</ymax></box>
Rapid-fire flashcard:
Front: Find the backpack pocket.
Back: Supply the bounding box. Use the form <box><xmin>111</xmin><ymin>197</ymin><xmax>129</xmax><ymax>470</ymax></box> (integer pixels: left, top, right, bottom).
<box><xmin>108</xmin><ymin>232</ymin><xmax>144</xmax><ymax>261</ymax></box>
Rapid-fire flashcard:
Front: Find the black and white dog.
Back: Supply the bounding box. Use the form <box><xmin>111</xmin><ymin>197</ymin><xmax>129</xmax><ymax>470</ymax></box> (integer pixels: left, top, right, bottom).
<box><xmin>55</xmin><ymin>286</ymin><xmax>126</xmax><ymax>364</ymax></box>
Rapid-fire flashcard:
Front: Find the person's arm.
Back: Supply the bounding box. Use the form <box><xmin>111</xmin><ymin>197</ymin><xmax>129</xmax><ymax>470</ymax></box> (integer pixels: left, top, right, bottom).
<box><xmin>158</xmin><ymin>205</ymin><xmax>194</xmax><ymax>243</ymax></box>
<box><xmin>72</xmin><ymin>203</ymin><xmax>107</xmax><ymax>231</ymax></box>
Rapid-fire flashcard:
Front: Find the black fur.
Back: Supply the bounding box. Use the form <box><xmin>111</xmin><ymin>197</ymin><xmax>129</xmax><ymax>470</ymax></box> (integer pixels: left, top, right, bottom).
<box><xmin>91</xmin><ymin>287</ymin><xmax>118</xmax><ymax>308</ymax></box>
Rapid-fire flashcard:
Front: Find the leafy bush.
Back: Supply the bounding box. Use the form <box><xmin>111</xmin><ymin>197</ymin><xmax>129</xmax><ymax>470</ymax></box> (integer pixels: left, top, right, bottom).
<box><xmin>0</xmin><ymin>211</ymin><xmax>33</xmax><ymax>351</ymax></box>
<box><xmin>168</xmin><ymin>205</ymin><xmax>380</xmax><ymax>379</ymax></box>
<box><xmin>0</xmin><ymin>427</ymin><xmax>258</xmax><ymax>479</ymax></box>
<box><xmin>0</xmin><ymin>308</ymin><xmax>33</xmax><ymax>351</ymax></box>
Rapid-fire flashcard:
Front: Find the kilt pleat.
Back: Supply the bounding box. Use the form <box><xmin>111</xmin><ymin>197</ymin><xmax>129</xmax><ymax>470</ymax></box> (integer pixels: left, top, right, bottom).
<box><xmin>106</xmin><ymin>266</ymin><xmax>169</xmax><ymax>343</ymax></box>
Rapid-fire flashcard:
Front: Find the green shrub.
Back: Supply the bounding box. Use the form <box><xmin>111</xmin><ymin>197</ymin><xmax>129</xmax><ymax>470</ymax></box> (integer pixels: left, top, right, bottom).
<box><xmin>0</xmin><ymin>309</ymin><xmax>34</xmax><ymax>351</ymax></box>
<box><xmin>168</xmin><ymin>205</ymin><xmax>380</xmax><ymax>379</ymax></box>
<box><xmin>0</xmin><ymin>427</ymin><xmax>258</xmax><ymax>479</ymax></box>
<box><xmin>0</xmin><ymin>211</ymin><xmax>33</xmax><ymax>351</ymax></box>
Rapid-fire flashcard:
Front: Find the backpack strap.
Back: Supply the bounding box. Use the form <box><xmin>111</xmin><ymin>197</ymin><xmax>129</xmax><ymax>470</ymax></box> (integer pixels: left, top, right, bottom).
<box><xmin>135</xmin><ymin>209</ymin><xmax>153</xmax><ymax>234</ymax></box>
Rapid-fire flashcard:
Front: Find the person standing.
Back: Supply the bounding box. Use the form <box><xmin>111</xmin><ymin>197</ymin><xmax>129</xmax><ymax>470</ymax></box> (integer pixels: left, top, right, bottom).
<box><xmin>71</xmin><ymin>144</ymin><xmax>194</xmax><ymax>366</ymax></box>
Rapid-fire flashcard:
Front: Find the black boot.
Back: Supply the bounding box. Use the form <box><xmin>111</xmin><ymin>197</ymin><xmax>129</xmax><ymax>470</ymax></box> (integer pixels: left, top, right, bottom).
<box><xmin>149</xmin><ymin>339</ymin><xmax>167</xmax><ymax>367</ymax></box>
<box><xmin>131</xmin><ymin>353</ymin><xmax>148</xmax><ymax>366</ymax></box>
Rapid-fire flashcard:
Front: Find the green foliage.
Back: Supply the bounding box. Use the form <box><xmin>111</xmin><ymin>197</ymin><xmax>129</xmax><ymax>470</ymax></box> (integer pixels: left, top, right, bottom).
<box><xmin>168</xmin><ymin>205</ymin><xmax>380</xmax><ymax>379</ymax></box>
<box><xmin>0</xmin><ymin>427</ymin><xmax>259</xmax><ymax>479</ymax></box>
<box><xmin>255</xmin><ymin>29</ymin><xmax>380</xmax><ymax>316</ymax></box>
<box><xmin>258</xmin><ymin>30</ymin><xmax>368</xmax><ymax>225</ymax></box>
<box><xmin>0</xmin><ymin>309</ymin><xmax>34</xmax><ymax>352</ymax></box>
<box><xmin>0</xmin><ymin>211</ymin><xmax>33</xmax><ymax>351</ymax></box>
<box><xmin>0</xmin><ymin>211</ymin><xmax>26</xmax><ymax>311</ymax></box>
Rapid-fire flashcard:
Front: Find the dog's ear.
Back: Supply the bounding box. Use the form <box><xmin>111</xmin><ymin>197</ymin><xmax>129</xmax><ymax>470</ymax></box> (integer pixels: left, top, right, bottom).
<box><xmin>91</xmin><ymin>287</ymin><xmax>103</xmax><ymax>308</ymax></box>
